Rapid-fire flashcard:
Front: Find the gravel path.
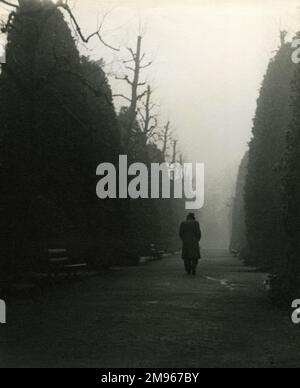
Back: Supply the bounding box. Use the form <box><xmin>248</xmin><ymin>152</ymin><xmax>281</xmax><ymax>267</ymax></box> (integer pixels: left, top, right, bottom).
<box><xmin>0</xmin><ymin>251</ymin><xmax>299</xmax><ymax>368</ymax></box>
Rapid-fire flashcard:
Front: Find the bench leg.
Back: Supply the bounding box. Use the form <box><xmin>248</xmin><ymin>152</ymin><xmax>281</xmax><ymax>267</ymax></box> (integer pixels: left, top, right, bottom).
<box><xmin>66</xmin><ymin>271</ymin><xmax>78</xmax><ymax>280</ymax></box>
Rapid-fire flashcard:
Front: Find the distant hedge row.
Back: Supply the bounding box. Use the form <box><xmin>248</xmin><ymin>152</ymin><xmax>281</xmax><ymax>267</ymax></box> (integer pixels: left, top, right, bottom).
<box><xmin>231</xmin><ymin>33</ymin><xmax>300</xmax><ymax>302</ymax></box>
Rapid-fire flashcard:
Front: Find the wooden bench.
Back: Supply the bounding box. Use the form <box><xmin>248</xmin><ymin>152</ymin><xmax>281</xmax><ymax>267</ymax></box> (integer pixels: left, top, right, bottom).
<box><xmin>48</xmin><ymin>249</ymin><xmax>87</xmax><ymax>279</ymax></box>
<box><xmin>149</xmin><ymin>244</ymin><xmax>163</xmax><ymax>261</ymax></box>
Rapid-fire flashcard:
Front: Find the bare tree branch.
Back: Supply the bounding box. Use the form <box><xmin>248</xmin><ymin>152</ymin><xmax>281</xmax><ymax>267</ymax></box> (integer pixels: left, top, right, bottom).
<box><xmin>127</xmin><ymin>47</ymin><xmax>135</xmax><ymax>60</ymax></box>
<box><xmin>159</xmin><ymin>121</ymin><xmax>173</xmax><ymax>159</ymax></box>
<box><xmin>58</xmin><ymin>3</ymin><xmax>119</xmax><ymax>51</ymax></box>
<box><xmin>137</xmin><ymin>89</ymin><xmax>148</xmax><ymax>101</ymax></box>
<box><xmin>115</xmin><ymin>75</ymin><xmax>132</xmax><ymax>85</ymax></box>
<box><xmin>124</xmin><ymin>65</ymin><xmax>135</xmax><ymax>72</ymax></box>
<box><xmin>0</xmin><ymin>0</ymin><xmax>120</xmax><ymax>51</ymax></box>
<box><xmin>138</xmin><ymin>85</ymin><xmax>159</xmax><ymax>141</ymax></box>
<box><xmin>140</xmin><ymin>61</ymin><xmax>152</xmax><ymax>69</ymax></box>
<box><xmin>0</xmin><ymin>0</ymin><xmax>18</xmax><ymax>9</ymax></box>
<box><xmin>114</xmin><ymin>35</ymin><xmax>154</xmax><ymax>148</ymax></box>
<box><xmin>113</xmin><ymin>94</ymin><xmax>131</xmax><ymax>103</ymax></box>
<box><xmin>172</xmin><ymin>139</ymin><xmax>178</xmax><ymax>164</ymax></box>
<box><xmin>137</xmin><ymin>108</ymin><xmax>146</xmax><ymax>123</ymax></box>
<box><xmin>123</xmin><ymin>59</ymin><xmax>134</xmax><ymax>65</ymax></box>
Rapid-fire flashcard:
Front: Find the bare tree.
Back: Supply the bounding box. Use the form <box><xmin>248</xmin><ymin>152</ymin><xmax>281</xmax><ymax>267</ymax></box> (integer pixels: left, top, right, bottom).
<box><xmin>114</xmin><ymin>34</ymin><xmax>152</xmax><ymax>148</ymax></box>
<box><xmin>172</xmin><ymin>140</ymin><xmax>178</xmax><ymax>164</ymax></box>
<box><xmin>156</xmin><ymin>121</ymin><xmax>183</xmax><ymax>164</ymax></box>
<box><xmin>179</xmin><ymin>153</ymin><xmax>184</xmax><ymax>165</ymax></box>
<box><xmin>138</xmin><ymin>85</ymin><xmax>158</xmax><ymax>141</ymax></box>
<box><xmin>157</xmin><ymin>121</ymin><xmax>172</xmax><ymax>160</ymax></box>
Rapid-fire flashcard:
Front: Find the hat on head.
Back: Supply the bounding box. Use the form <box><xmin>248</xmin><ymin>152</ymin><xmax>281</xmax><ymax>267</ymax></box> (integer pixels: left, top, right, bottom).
<box><xmin>187</xmin><ymin>213</ymin><xmax>195</xmax><ymax>220</ymax></box>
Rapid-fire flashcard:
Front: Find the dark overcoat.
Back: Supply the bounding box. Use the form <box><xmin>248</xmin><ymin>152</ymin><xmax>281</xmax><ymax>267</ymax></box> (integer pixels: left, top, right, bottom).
<box><xmin>179</xmin><ymin>220</ymin><xmax>202</xmax><ymax>260</ymax></box>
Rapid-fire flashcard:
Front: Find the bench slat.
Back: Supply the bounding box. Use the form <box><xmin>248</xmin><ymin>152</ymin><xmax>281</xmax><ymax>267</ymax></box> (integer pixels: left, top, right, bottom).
<box><xmin>48</xmin><ymin>248</ymin><xmax>87</xmax><ymax>278</ymax></box>
<box><xmin>49</xmin><ymin>258</ymin><xmax>68</xmax><ymax>263</ymax></box>
<box><xmin>48</xmin><ymin>249</ymin><xmax>67</xmax><ymax>254</ymax></box>
<box><xmin>64</xmin><ymin>264</ymin><xmax>87</xmax><ymax>269</ymax></box>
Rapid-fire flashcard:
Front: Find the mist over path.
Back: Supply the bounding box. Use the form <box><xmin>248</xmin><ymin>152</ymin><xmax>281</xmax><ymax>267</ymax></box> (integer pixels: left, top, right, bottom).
<box><xmin>1</xmin><ymin>253</ymin><xmax>299</xmax><ymax>368</ymax></box>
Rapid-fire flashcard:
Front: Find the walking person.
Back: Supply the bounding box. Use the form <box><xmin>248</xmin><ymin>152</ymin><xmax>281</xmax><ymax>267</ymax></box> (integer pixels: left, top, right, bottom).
<box><xmin>179</xmin><ymin>213</ymin><xmax>202</xmax><ymax>276</ymax></box>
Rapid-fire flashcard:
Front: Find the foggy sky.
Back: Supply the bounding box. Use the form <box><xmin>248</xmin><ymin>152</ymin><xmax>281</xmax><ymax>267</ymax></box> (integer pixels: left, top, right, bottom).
<box><xmin>64</xmin><ymin>0</ymin><xmax>300</xmax><ymax>248</ymax></box>
<box><xmin>74</xmin><ymin>0</ymin><xmax>298</xmax><ymax>165</ymax></box>
<box><xmin>1</xmin><ymin>0</ymin><xmax>299</xmax><ymax>248</ymax></box>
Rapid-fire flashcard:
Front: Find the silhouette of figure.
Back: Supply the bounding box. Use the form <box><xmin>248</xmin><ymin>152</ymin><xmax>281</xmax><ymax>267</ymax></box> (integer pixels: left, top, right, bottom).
<box><xmin>179</xmin><ymin>213</ymin><xmax>202</xmax><ymax>276</ymax></box>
